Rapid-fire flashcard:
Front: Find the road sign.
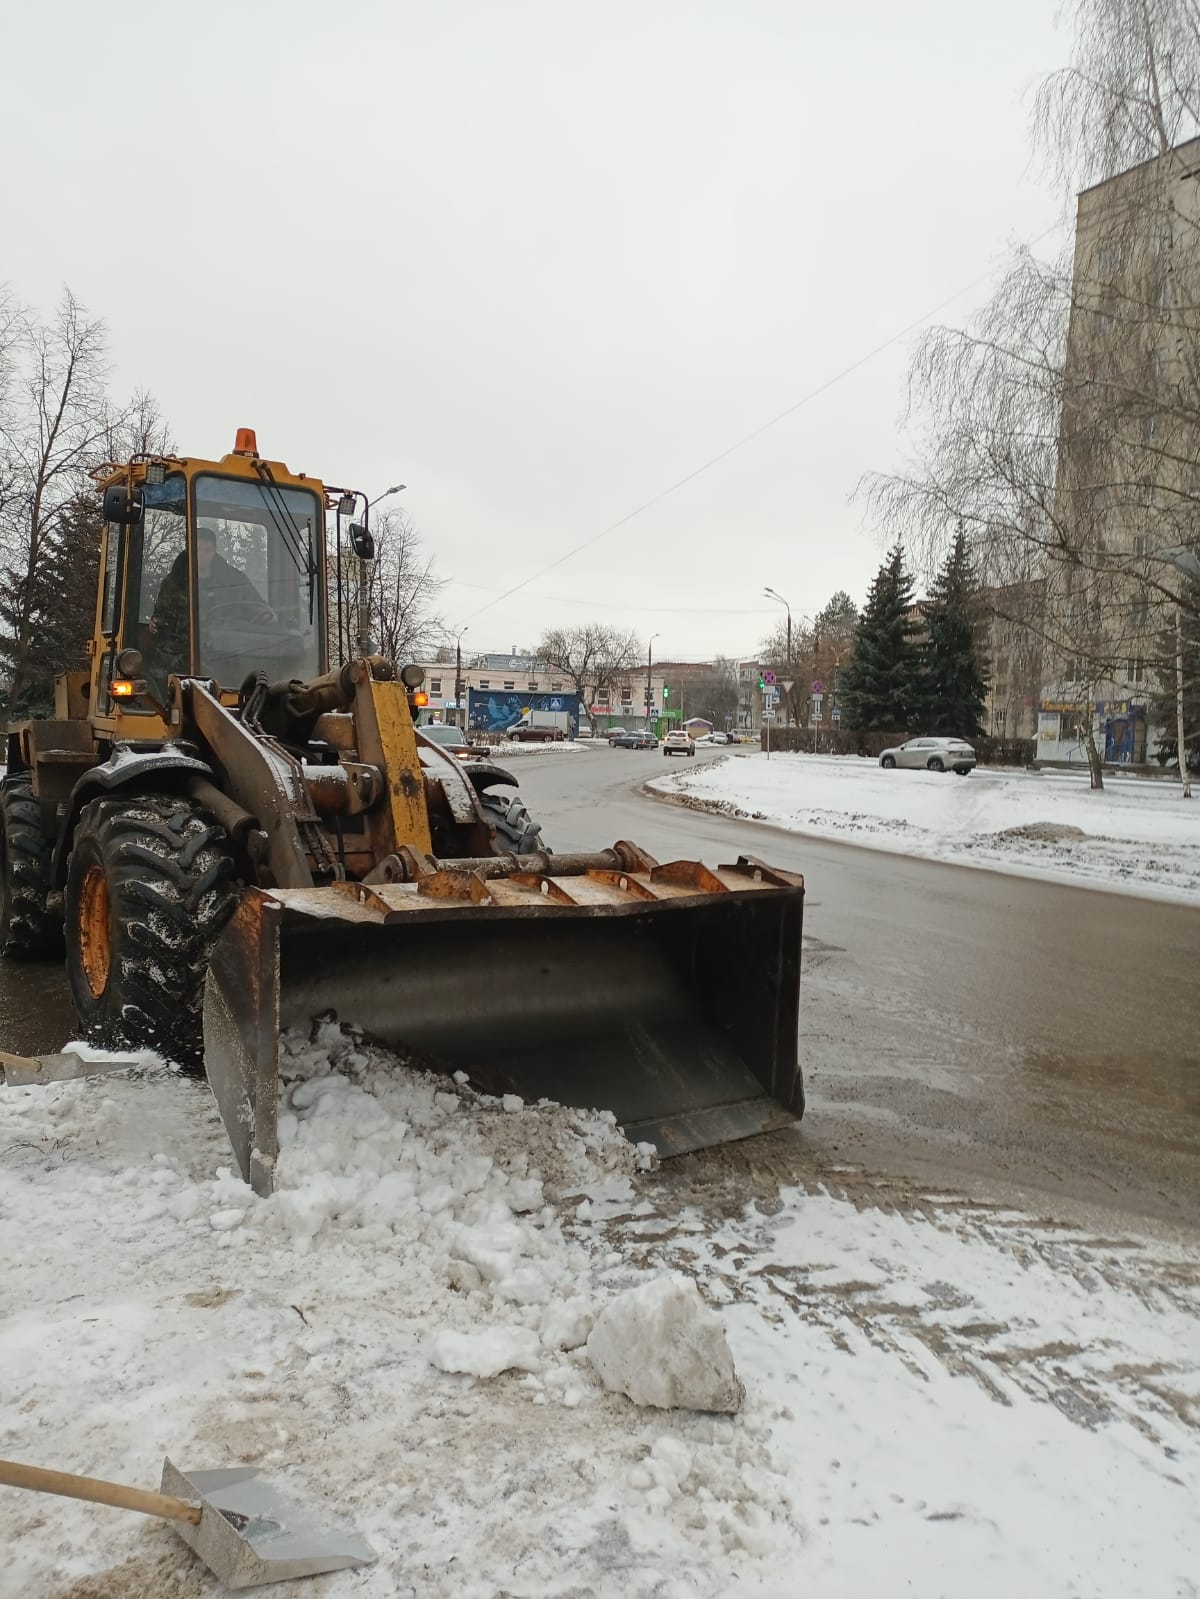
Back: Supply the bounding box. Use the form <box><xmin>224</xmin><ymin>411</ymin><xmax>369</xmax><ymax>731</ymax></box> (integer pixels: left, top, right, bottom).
<box><xmin>762</xmin><ymin>709</ymin><xmax>776</xmax><ymax>721</ymax></box>
<box><xmin>812</xmin><ymin>694</ymin><xmax>823</xmax><ymax>715</ymax></box>
<box><xmin>781</xmin><ymin>679</ymin><xmax>795</xmax><ymax>693</ymax></box>
<box><xmin>763</xmin><ymin>685</ymin><xmax>779</xmax><ymax>701</ymax></box>
<box><xmin>762</xmin><ymin>670</ymin><xmax>776</xmax><ymax>686</ymax></box>
<box><xmin>811</xmin><ymin>679</ymin><xmax>825</xmax><ymax>695</ymax></box>
<box><xmin>832</xmin><ymin>706</ymin><xmax>841</xmax><ymax>721</ymax></box>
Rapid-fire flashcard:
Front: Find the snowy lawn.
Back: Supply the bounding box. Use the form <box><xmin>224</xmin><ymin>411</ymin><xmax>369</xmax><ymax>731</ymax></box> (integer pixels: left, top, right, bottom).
<box><xmin>650</xmin><ymin>752</ymin><xmax>1200</xmax><ymax>904</ymax></box>
<box><xmin>2</xmin><ymin>1029</ymin><xmax>1197</xmax><ymax>1598</ymax></box>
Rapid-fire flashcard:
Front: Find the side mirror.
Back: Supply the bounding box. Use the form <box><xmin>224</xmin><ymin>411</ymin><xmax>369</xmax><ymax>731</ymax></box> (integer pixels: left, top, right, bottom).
<box><xmin>348</xmin><ymin>523</ymin><xmax>375</xmax><ymax>560</ymax></box>
<box><xmin>102</xmin><ymin>484</ymin><xmax>145</xmax><ymax>526</ymax></box>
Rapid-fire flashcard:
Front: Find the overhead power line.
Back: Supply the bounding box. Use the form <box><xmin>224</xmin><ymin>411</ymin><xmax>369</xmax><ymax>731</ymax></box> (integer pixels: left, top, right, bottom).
<box><xmin>460</xmin><ymin>220</ymin><xmax>1065</xmax><ymax>626</ymax></box>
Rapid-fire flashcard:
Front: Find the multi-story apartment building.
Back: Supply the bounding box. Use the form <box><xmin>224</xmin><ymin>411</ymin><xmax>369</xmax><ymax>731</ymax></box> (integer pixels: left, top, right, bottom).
<box><xmin>1038</xmin><ymin>136</ymin><xmax>1200</xmax><ymax>765</ymax></box>
<box><xmin>980</xmin><ymin>580</ymin><xmax>1045</xmax><ymax>740</ymax></box>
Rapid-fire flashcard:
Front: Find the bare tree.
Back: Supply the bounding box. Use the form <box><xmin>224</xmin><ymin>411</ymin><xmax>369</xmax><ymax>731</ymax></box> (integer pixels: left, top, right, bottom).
<box><xmin>536</xmin><ymin>625</ymin><xmax>643</xmax><ymax>729</ymax></box>
<box><xmin>760</xmin><ymin>590</ymin><xmax>859</xmax><ymax>726</ymax></box>
<box><xmin>0</xmin><ymin>291</ymin><xmax>152</xmax><ymax>714</ymax></box>
<box><xmin>362</xmin><ymin>506</ymin><xmax>446</xmax><ymax>666</ymax></box>
<box><xmin>681</xmin><ymin>657</ymin><xmax>739</xmax><ymax>729</ymax></box>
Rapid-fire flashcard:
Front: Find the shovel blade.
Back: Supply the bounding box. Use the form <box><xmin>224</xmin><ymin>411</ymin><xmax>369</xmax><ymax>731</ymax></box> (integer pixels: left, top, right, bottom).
<box><xmin>0</xmin><ymin>1050</ymin><xmax>141</xmax><ymax>1087</ymax></box>
<box><xmin>161</xmin><ymin>1460</ymin><xmax>376</xmax><ymax>1589</ymax></box>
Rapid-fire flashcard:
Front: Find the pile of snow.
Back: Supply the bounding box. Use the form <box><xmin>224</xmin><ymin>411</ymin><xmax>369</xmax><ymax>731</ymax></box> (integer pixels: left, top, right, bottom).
<box><xmin>1</xmin><ymin>1024</ymin><xmax>1197</xmax><ymax>1596</ymax></box>
<box><xmin>484</xmin><ymin>737</ymin><xmax>587</xmax><ymax>758</ymax></box>
<box><xmin>651</xmin><ymin>752</ymin><xmax>1200</xmax><ymax>903</ymax></box>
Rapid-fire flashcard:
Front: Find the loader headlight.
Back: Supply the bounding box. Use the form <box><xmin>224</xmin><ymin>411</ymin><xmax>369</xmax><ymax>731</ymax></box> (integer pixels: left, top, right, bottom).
<box><xmin>399</xmin><ymin>663</ymin><xmax>425</xmax><ymax>689</ymax></box>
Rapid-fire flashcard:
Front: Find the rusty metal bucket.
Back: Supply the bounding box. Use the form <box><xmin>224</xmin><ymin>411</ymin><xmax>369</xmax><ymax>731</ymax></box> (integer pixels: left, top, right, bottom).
<box><xmin>203</xmin><ymin>846</ymin><xmax>805</xmax><ymax>1195</ymax></box>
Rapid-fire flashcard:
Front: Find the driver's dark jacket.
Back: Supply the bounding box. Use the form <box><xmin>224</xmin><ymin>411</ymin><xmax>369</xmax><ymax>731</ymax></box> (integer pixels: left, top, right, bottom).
<box><xmin>153</xmin><ymin>551</ymin><xmax>265</xmax><ymax>659</ymax></box>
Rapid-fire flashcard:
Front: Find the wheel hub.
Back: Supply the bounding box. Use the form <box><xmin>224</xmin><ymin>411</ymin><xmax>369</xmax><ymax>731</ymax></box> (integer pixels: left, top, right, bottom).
<box><xmin>78</xmin><ymin>864</ymin><xmax>112</xmax><ymax>998</ymax></box>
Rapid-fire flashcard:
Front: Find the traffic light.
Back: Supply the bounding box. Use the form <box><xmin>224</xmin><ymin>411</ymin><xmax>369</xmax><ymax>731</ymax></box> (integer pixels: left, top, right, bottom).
<box><xmin>663</xmin><ymin>686</ymin><xmax>670</xmax><ymax>700</ymax></box>
<box><xmin>758</xmin><ymin>676</ymin><xmax>765</xmax><ymax>690</ymax></box>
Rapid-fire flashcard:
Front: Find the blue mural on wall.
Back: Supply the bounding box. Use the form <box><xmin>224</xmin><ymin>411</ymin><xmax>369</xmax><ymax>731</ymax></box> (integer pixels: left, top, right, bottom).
<box><xmin>468</xmin><ymin>690</ymin><xmax>582</xmax><ymax>734</ymax></box>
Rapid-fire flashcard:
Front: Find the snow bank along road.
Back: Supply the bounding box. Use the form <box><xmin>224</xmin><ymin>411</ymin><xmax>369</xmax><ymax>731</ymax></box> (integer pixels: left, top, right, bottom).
<box><xmin>651</xmin><ymin>751</ymin><xmax>1200</xmax><ymax>906</ymax></box>
<box><xmin>2</xmin><ymin>1031</ymin><xmax>1197</xmax><ymax>1599</ymax></box>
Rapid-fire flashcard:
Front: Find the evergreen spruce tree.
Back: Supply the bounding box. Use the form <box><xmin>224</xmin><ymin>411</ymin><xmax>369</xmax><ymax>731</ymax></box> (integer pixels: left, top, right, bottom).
<box><xmin>0</xmin><ymin>491</ymin><xmax>102</xmax><ymax>719</ymax></box>
<box><xmin>839</xmin><ymin>544</ymin><xmax>923</xmax><ymax>731</ymax></box>
<box><xmin>922</xmin><ymin>526</ymin><xmax>989</xmax><ymax>737</ymax></box>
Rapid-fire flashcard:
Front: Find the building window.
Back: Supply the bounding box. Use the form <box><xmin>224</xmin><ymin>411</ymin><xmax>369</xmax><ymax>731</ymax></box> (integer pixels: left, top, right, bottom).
<box><xmin>504</xmin><ymin>680</ymin><xmax>515</xmax><ymax>691</ymax></box>
<box><xmin>430</xmin><ymin>678</ymin><xmax>442</xmax><ymax>694</ymax></box>
<box><xmin>1134</xmin><ymin>534</ymin><xmax>1150</xmax><ymax>557</ymax></box>
<box><xmin>528</xmin><ymin>681</ymin><xmax>538</xmax><ymax>692</ymax></box>
<box><xmin>1129</xmin><ymin>595</ymin><xmax>1149</xmax><ymax>628</ymax></box>
<box><xmin>621</xmin><ymin>688</ymin><xmax>632</xmax><ymax>703</ymax></box>
<box><xmin>479</xmin><ymin>679</ymin><xmax>489</xmax><ymax>689</ymax></box>
<box><xmin>597</xmin><ymin>691</ymin><xmax>609</xmax><ymax>705</ymax></box>
<box><xmin>1128</xmin><ymin>657</ymin><xmax>1145</xmax><ymax>683</ymax></box>
<box><xmin>551</xmin><ymin>681</ymin><xmax>562</xmax><ymax>692</ymax></box>
<box><xmin>1065</xmin><ymin>657</ymin><xmax>1082</xmax><ymax>685</ymax></box>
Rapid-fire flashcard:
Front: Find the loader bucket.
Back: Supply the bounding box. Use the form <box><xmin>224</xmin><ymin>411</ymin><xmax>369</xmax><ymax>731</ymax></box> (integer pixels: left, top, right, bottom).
<box><xmin>203</xmin><ymin>849</ymin><xmax>805</xmax><ymax>1195</ymax></box>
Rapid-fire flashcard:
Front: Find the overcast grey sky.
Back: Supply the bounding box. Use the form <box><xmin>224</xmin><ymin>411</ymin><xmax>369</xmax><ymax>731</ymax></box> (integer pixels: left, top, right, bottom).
<box><xmin>6</xmin><ymin>0</ymin><xmax>1066</xmax><ymax>660</ymax></box>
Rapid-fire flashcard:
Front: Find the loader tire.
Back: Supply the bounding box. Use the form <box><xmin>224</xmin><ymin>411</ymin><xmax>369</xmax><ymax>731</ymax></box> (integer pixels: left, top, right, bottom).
<box><xmin>0</xmin><ymin>776</ymin><xmax>64</xmax><ymax>961</ymax></box>
<box><xmin>64</xmin><ymin>794</ymin><xmax>238</xmax><ymax>1071</ymax></box>
<box><xmin>478</xmin><ymin>791</ymin><xmax>546</xmax><ymax>856</ymax></box>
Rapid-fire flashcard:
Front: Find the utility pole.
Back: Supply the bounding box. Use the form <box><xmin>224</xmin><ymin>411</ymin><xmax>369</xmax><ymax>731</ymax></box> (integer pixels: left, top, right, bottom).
<box><xmin>647</xmin><ymin>633</ymin><xmax>660</xmax><ymax>731</ymax></box>
<box><xmin>454</xmin><ymin>626</ymin><xmax>469</xmax><ymax>731</ymax></box>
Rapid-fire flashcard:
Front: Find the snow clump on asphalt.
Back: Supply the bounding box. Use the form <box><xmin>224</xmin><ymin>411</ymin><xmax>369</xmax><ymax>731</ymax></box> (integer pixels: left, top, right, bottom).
<box><xmin>587</xmin><ymin>1273</ymin><xmax>745</xmax><ymax>1412</ymax></box>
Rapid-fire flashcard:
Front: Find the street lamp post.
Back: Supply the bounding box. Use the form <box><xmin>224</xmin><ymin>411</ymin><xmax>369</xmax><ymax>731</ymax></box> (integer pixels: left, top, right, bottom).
<box><xmin>647</xmin><ymin>633</ymin><xmax>660</xmax><ymax>731</ymax></box>
<box><xmin>1147</xmin><ymin>544</ymin><xmax>1199</xmax><ymax>798</ymax></box>
<box><xmin>763</xmin><ymin>587</ymin><xmax>792</xmax><ymax>726</ymax></box>
<box><xmin>454</xmin><ymin>626</ymin><xmax>469</xmax><ymax>731</ymax></box>
<box><xmin>352</xmin><ymin>483</ymin><xmax>406</xmax><ymax>657</ymax></box>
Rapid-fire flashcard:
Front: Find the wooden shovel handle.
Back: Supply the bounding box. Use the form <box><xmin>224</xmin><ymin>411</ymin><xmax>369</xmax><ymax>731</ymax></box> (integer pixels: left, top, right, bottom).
<box><xmin>0</xmin><ymin>1459</ymin><xmax>201</xmax><ymax>1524</ymax></box>
<box><xmin>0</xmin><ymin>1051</ymin><xmax>41</xmax><ymax>1072</ymax></box>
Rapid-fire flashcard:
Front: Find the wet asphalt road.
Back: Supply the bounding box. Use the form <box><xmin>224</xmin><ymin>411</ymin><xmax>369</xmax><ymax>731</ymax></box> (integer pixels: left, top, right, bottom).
<box><xmin>515</xmin><ymin>744</ymin><xmax>1200</xmax><ymax>1232</ymax></box>
<box><xmin>2</xmin><ymin>743</ymin><xmax>1195</xmax><ymax>1230</ymax></box>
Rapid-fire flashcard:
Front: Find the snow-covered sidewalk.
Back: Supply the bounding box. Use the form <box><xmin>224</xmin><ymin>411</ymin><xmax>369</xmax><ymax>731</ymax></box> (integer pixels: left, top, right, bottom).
<box><xmin>2</xmin><ymin>1029</ymin><xmax>1197</xmax><ymax>1598</ymax></box>
<box><xmin>650</xmin><ymin>752</ymin><xmax>1200</xmax><ymax>904</ymax></box>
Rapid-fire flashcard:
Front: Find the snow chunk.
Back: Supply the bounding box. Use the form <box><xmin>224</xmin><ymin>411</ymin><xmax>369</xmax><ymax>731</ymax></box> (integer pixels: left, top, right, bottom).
<box><xmin>586</xmin><ymin>1274</ymin><xmax>744</xmax><ymax>1413</ymax></box>
<box><xmin>430</xmin><ymin>1326</ymin><xmax>543</xmax><ymax>1379</ymax></box>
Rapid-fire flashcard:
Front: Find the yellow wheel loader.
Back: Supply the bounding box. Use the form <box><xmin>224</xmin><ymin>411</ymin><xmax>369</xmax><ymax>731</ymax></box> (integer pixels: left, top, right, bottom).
<box><xmin>1</xmin><ymin>431</ymin><xmax>806</xmax><ymax>1193</ymax></box>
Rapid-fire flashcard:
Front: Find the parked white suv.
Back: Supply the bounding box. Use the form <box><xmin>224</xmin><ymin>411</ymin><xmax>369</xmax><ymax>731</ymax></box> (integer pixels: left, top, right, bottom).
<box><xmin>878</xmin><ymin>736</ymin><xmax>977</xmax><ymax>774</ymax></box>
<box><xmin>664</xmin><ymin>730</ymin><xmax>696</xmax><ymax>758</ymax></box>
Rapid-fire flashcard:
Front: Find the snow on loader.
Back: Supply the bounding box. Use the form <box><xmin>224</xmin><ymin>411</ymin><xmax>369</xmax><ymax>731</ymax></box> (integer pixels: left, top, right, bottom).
<box><xmin>0</xmin><ymin>430</ymin><xmax>806</xmax><ymax>1193</ymax></box>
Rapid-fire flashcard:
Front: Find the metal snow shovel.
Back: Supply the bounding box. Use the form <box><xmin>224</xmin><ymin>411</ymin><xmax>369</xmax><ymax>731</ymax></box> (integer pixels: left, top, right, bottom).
<box><xmin>0</xmin><ymin>1048</ymin><xmax>141</xmax><ymax>1086</ymax></box>
<box><xmin>0</xmin><ymin>1457</ymin><xmax>376</xmax><ymax>1588</ymax></box>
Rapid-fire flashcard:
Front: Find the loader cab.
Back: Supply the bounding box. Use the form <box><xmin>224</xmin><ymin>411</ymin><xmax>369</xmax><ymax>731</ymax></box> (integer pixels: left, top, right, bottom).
<box><xmin>95</xmin><ymin>445</ymin><xmax>327</xmax><ymax>724</ymax></box>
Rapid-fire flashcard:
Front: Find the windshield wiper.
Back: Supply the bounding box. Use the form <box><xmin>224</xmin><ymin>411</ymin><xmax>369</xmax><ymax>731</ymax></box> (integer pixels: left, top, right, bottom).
<box><xmin>253</xmin><ymin>461</ymin><xmax>319</xmax><ymax>622</ymax></box>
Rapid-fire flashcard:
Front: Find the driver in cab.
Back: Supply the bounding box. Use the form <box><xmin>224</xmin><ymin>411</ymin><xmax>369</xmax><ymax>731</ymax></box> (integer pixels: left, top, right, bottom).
<box><xmin>149</xmin><ymin>527</ymin><xmax>267</xmax><ymax>665</ymax></box>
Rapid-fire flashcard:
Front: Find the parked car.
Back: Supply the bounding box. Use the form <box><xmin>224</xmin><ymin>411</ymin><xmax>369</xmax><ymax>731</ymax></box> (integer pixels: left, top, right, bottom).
<box><xmin>664</xmin><ymin>730</ymin><xmax>696</xmax><ymax>758</ymax></box>
<box><xmin>878</xmin><ymin>736</ymin><xmax>977</xmax><ymax>775</ymax></box>
<box><xmin>711</xmin><ymin>731</ymin><xmax>730</xmax><ymax>745</ymax></box>
<box><xmin>610</xmin><ymin>730</ymin><xmax>658</xmax><ymax>749</ymax></box>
